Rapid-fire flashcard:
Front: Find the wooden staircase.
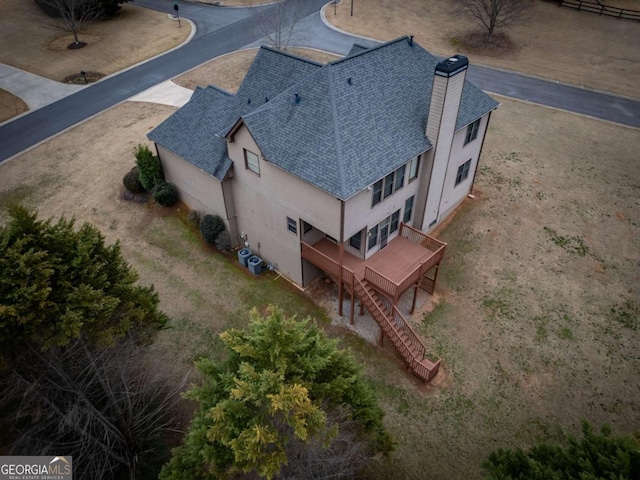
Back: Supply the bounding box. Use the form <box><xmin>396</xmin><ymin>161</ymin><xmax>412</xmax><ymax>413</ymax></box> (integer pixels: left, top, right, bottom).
<box><xmin>353</xmin><ymin>277</ymin><xmax>441</xmax><ymax>383</ymax></box>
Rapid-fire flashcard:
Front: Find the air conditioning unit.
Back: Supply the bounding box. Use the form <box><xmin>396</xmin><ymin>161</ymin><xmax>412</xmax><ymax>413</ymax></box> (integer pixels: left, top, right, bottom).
<box><xmin>247</xmin><ymin>256</ymin><xmax>264</xmax><ymax>275</ymax></box>
<box><xmin>238</xmin><ymin>248</ymin><xmax>252</xmax><ymax>267</ymax></box>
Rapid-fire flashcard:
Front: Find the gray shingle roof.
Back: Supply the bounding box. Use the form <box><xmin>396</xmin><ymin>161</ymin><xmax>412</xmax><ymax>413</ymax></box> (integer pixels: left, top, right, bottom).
<box><xmin>148</xmin><ymin>47</ymin><xmax>323</xmax><ymax>180</ymax></box>
<box><xmin>149</xmin><ymin>38</ymin><xmax>498</xmax><ymax>197</ymax></box>
<box><xmin>148</xmin><ymin>85</ymin><xmax>235</xmax><ymax>180</ymax></box>
<box><xmin>241</xmin><ymin>37</ymin><xmax>497</xmax><ymax>200</ymax></box>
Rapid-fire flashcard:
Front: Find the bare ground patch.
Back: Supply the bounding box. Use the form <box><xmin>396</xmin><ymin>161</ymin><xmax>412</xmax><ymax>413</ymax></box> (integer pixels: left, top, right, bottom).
<box><xmin>327</xmin><ymin>0</ymin><xmax>640</xmax><ymax>97</ymax></box>
<box><xmin>0</xmin><ymin>89</ymin><xmax>28</xmax><ymax>123</ymax></box>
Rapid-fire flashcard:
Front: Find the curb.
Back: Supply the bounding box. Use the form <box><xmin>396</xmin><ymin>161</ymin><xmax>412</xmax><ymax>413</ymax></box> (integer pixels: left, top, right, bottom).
<box><xmin>319</xmin><ymin>1</ymin><xmax>382</xmax><ymax>45</ymax></box>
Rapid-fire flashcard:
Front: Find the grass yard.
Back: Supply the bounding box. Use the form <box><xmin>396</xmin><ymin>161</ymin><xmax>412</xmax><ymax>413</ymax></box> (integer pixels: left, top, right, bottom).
<box><xmin>0</xmin><ymin>89</ymin><xmax>28</xmax><ymax>123</ymax></box>
<box><xmin>1</xmin><ymin>48</ymin><xmax>638</xmax><ymax>478</ymax></box>
<box><xmin>0</xmin><ymin>0</ymin><xmax>190</xmax><ymax>82</ymax></box>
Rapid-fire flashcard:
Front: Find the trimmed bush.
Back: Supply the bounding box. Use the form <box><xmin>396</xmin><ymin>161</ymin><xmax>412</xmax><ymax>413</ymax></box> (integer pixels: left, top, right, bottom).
<box><xmin>134</xmin><ymin>144</ymin><xmax>164</xmax><ymax>192</ymax></box>
<box><xmin>187</xmin><ymin>210</ymin><xmax>200</xmax><ymax>227</ymax></box>
<box><xmin>215</xmin><ymin>230</ymin><xmax>232</xmax><ymax>252</ymax></box>
<box><xmin>152</xmin><ymin>182</ymin><xmax>178</xmax><ymax>207</ymax></box>
<box><xmin>123</xmin><ymin>166</ymin><xmax>145</xmax><ymax>194</ymax></box>
<box><xmin>199</xmin><ymin>215</ymin><xmax>225</xmax><ymax>246</ymax></box>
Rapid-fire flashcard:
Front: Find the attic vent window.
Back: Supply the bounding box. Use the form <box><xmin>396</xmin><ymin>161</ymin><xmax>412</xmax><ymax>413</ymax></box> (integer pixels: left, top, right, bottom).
<box><xmin>294</xmin><ymin>93</ymin><xmax>301</xmax><ymax>104</ymax></box>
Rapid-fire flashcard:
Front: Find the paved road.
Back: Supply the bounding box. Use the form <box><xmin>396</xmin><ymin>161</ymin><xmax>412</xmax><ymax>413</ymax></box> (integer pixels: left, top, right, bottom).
<box><xmin>1</xmin><ymin>0</ymin><xmax>638</xmax><ymax>164</ymax></box>
<box><xmin>0</xmin><ymin>0</ymin><xmax>327</xmax><ymax>164</ymax></box>
<box><xmin>289</xmin><ymin>13</ymin><xmax>640</xmax><ymax>128</ymax></box>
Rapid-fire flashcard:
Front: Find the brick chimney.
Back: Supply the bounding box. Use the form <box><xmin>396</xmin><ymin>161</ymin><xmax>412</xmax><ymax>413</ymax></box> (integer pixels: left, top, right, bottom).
<box><xmin>415</xmin><ymin>55</ymin><xmax>468</xmax><ymax>230</ymax></box>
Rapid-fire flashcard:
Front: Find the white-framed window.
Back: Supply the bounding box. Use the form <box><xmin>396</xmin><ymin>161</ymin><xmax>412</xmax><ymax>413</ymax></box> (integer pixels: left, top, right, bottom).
<box><xmin>371</xmin><ymin>179</ymin><xmax>383</xmax><ymax>207</ymax></box>
<box><xmin>455</xmin><ymin>159</ymin><xmax>472</xmax><ymax>186</ymax></box>
<box><xmin>349</xmin><ymin>231</ymin><xmax>362</xmax><ymax>250</ymax></box>
<box><xmin>390</xmin><ymin>210</ymin><xmax>400</xmax><ymax>233</ymax></box>
<box><xmin>371</xmin><ymin>160</ymin><xmax>415</xmax><ymax>208</ymax></box>
<box><xmin>367</xmin><ymin>225</ymin><xmax>378</xmax><ymax>250</ymax></box>
<box><xmin>244</xmin><ymin>149</ymin><xmax>260</xmax><ymax>175</ymax></box>
<box><xmin>287</xmin><ymin>217</ymin><xmax>297</xmax><ymax>234</ymax></box>
<box><xmin>408</xmin><ymin>156</ymin><xmax>420</xmax><ymax>181</ymax></box>
<box><xmin>403</xmin><ymin>196</ymin><xmax>414</xmax><ymax>223</ymax></box>
<box><xmin>464</xmin><ymin>118</ymin><xmax>481</xmax><ymax>145</ymax></box>
<box><xmin>396</xmin><ymin>164</ymin><xmax>406</xmax><ymax>190</ymax></box>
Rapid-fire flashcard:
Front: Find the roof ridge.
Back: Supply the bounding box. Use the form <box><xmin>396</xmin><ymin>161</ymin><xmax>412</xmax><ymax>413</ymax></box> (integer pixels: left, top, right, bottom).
<box><xmin>258</xmin><ymin>45</ymin><xmax>325</xmax><ymax>67</ymax></box>
<box><xmin>204</xmin><ymin>84</ymin><xmax>235</xmax><ymax>97</ymax></box>
<box><xmin>329</xmin><ymin>36</ymin><xmax>411</xmax><ymax>65</ymax></box>
<box><xmin>327</xmin><ymin>67</ymin><xmax>348</xmax><ymax>199</ymax></box>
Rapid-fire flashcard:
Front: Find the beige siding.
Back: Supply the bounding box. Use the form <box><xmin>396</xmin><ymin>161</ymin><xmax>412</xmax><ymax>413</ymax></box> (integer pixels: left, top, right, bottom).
<box><xmin>226</xmin><ymin>125</ymin><xmax>341</xmax><ymax>286</ymax></box>
<box><xmin>156</xmin><ymin>145</ymin><xmax>226</xmax><ymax>219</ymax></box>
<box><xmin>412</xmin><ymin>150</ymin><xmax>434</xmax><ymax>231</ymax></box>
<box><xmin>344</xmin><ymin>171</ymin><xmax>421</xmax><ymax>259</ymax></box>
<box><xmin>421</xmin><ymin>71</ymin><xmax>466</xmax><ymax>230</ymax></box>
<box><xmin>436</xmin><ymin>114</ymin><xmax>490</xmax><ymax>221</ymax></box>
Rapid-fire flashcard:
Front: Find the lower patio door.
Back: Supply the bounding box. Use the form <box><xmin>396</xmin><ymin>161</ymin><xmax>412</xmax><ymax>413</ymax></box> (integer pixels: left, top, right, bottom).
<box><xmin>379</xmin><ymin>219</ymin><xmax>390</xmax><ymax>249</ymax></box>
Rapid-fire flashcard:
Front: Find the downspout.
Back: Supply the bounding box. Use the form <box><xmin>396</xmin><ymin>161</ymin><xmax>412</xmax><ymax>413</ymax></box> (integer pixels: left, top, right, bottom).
<box><xmin>338</xmin><ymin>199</ymin><xmax>345</xmax><ymax>316</ymax></box>
<box><xmin>470</xmin><ymin>111</ymin><xmax>493</xmax><ymax>195</ymax></box>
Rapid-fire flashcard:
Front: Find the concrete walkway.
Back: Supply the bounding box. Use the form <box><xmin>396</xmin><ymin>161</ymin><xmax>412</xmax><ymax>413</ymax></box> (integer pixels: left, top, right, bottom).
<box><xmin>0</xmin><ymin>64</ymin><xmax>84</xmax><ymax>111</ymax></box>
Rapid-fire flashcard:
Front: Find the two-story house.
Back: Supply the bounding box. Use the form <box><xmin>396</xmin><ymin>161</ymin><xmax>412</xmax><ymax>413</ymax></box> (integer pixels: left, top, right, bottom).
<box><xmin>148</xmin><ymin>37</ymin><xmax>498</xmax><ymax>382</ymax></box>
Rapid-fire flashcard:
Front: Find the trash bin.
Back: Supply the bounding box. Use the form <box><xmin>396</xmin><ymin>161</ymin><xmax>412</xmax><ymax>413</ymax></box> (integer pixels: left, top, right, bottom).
<box><xmin>247</xmin><ymin>256</ymin><xmax>264</xmax><ymax>275</ymax></box>
<box><xmin>238</xmin><ymin>248</ymin><xmax>252</xmax><ymax>267</ymax></box>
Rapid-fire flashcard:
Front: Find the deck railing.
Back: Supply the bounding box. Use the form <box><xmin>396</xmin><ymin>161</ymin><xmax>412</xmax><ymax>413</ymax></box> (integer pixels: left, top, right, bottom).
<box><xmin>301</xmin><ymin>241</ymin><xmax>355</xmax><ymax>289</ymax></box>
<box><xmin>400</xmin><ymin>222</ymin><xmax>446</xmax><ymax>252</ymax></box>
<box><xmin>354</xmin><ymin>277</ymin><xmax>441</xmax><ymax>382</ymax></box>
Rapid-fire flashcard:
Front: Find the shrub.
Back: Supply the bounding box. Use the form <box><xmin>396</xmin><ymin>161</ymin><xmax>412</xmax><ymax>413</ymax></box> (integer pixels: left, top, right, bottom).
<box><xmin>187</xmin><ymin>210</ymin><xmax>200</xmax><ymax>227</ymax></box>
<box><xmin>134</xmin><ymin>144</ymin><xmax>164</xmax><ymax>192</ymax></box>
<box><xmin>122</xmin><ymin>166</ymin><xmax>145</xmax><ymax>194</ymax></box>
<box><xmin>152</xmin><ymin>182</ymin><xmax>178</xmax><ymax>207</ymax></box>
<box><xmin>215</xmin><ymin>230</ymin><xmax>232</xmax><ymax>252</ymax></box>
<box><xmin>199</xmin><ymin>215</ymin><xmax>225</xmax><ymax>246</ymax></box>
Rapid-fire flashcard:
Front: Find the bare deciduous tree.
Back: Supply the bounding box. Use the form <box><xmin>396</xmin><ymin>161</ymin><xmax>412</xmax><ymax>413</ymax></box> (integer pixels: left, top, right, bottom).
<box><xmin>250</xmin><ymin>0</ymin><xmax>305</xmax><ymax>50</ymax></box>
<box><xmin>36</xmin><ymin>0</ymin><xmax>101</xmax><ymax>48</ymax></box>
<box><xmin>458</xmin><ymin>0</ymin><xmax>532</xmax><ymax>42</ymax></box>
<box><xmin>1</xmin><ymin>338</ymin><xmax>188</xmax><ymax>480</ymax></box>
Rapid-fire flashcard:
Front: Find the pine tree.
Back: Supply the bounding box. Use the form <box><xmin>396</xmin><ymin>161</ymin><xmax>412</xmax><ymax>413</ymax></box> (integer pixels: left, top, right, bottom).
<box><xmin>160</xmin><ymin>306</ymin><xmax>392</xmax><ymax>480</ymax></box>
<box><xmin>0</xmin><ymin>204</ymin><xmax>167</xmax><ymax>364</ymax></box>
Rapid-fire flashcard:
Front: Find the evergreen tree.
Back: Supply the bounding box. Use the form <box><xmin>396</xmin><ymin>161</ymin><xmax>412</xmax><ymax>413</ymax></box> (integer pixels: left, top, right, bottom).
<box><xmin>160</xmin><ymin>306</ymin><xmax>392</xmax><ymax>480</ymax></box>
<box><xmin>483</xmin><ymin>420</ymin><xmax>640</xmax><ymax>479</ymax></box>
<box><xmin>0</xmin><ymin>204</ymin><xmax>167</xmax><ymax>364</ymax></box>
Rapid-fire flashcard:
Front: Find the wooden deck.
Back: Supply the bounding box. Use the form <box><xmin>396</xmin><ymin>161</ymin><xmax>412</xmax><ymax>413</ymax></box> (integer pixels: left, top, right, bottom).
<box><xmin>309</xmin><ymin>236</ymin><xmax>435</xmax><ymax>284</ymax></box>
<box><xmin>302</xmin><ymin>223</ymin><xmax>446</xmax><ymax>307</ymax></box>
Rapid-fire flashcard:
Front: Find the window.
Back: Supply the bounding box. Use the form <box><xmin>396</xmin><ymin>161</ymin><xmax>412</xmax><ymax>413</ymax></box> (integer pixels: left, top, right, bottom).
<box><xmin>371</xmin><ymin>162</ymin><xmax>413</xmax><ymax>207</ymax></box>
<box><xmin>383</xmin><ymin>172</ymin><xmax>395</xmax><ymax>199</ymax></box>
<box><xmin>349</xmin><ymin>231</ymin><xmax>362</xmax><ymax>250</ymax></box>
<box><xmin>371</xmin><ymin>179</ymin><xmax>383</xmax><ymax>207</ymax></box>
<box><xmin>464</xmin><ymin>118</ymin><xmax>481</xmax><ymax>145</ymax></box>
<box><xmin>367</xmin><ymin>225</ymin><xmax>378</xmax><ymax>250</ymax></box>
<box><xmin>455</xmin><ymin>159</ymin><xmax>472</xmax><ymax>186</ymax></box>
<box><xmin>403</xmin><ymin>196</ymin><xmax>414</xmax><ymax>223</ymax></box>
<box><xmin>287</xmin><ymin>217</ymin><xmax>297</xmax><ymax>234</ymax></box>
<box><xmin>303</xmin><ymin>221</ymin><xmax>313</xmax><ymax>234</ymax></box>
<box><xmin>244</xmin><ymin>149</ymin><xmax>260</xmax><ymax>175</ymax></box>
<box><xmin>396</xmin><ymin>165</ymin><xmax>406</xmax><ymax>191</ymax></box>
<box><xmin>408</xmin><ymin>156</ymin><xmax>420</xmax><ymax>181</ymax></box>
<box><xmin>390</xmin><ymin>210</ymin><xmax>400</xmax><ymax>233</ymax></box>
